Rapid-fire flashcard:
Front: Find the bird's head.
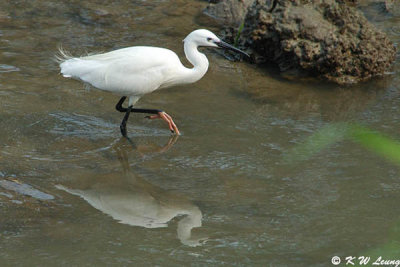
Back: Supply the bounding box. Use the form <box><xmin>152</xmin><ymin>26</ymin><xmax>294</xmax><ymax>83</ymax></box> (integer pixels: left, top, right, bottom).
<box><xmin>184</xmin><ymin>29</ymin><xmax>249</xmax><ymax>58</ymax></box>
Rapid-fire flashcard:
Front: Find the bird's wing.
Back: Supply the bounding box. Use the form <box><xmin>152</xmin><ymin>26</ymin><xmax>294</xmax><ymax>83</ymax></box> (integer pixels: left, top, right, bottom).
<box><xmin>60</xmin><ymin>47</ymin><xmax>183</xmax><ymax>96</ymax></box>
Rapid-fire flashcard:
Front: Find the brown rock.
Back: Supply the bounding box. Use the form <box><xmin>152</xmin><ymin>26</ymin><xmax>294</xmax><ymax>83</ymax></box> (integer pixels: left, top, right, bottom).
<box><xmin>205</xmin><ymin>0</ymin><xmax>397</xmax><ymax>84</ymax></box>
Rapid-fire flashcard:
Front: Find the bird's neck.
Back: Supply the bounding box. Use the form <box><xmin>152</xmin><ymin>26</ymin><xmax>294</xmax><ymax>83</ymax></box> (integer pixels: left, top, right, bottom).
<box><xmin>177</xmin><ymin>206</ymin><xmax>202</xmax><ymax>246</ymax></box>
<box><xmin>182</xmin><ymin>41</ymin><xmax>209</xmax><ymax>84</ymax></box>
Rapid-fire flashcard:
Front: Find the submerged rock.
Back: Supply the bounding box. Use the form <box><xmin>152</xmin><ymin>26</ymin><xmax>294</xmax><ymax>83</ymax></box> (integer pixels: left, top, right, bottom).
<box><xmin>0</xmin><ymin>179</ymin><xmax>54</xmax><ymax>200</ymax></box>
<box><xmin>385</xmin><ymin>0</ymin><xmax>400</xmax><ymax>15</ymax></box>
<box><xmin>205</xmin><ymin>0</ymin><xmax>396</xmax><ymax>84</ymax></box>
<box><xmin>203</xmin><ymin>0</ymin><xmax>254</xmax><ymax>26</ymax></box>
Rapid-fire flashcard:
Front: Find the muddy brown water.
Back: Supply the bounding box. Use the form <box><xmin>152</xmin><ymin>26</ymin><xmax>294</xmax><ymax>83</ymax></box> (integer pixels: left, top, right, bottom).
<box><xmin>1</xmin><ymin>1</ymin><xmax>400</xmax><ymax>265</ymax></box>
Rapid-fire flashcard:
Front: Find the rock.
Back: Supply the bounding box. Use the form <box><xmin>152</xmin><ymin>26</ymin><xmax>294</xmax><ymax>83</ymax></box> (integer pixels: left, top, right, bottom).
<box><xmin>205</xmin><ymin>0</ymin><xmax>396</xmax><ymax>84</ymax></box>
<box><xmin>203</xmin><ymin>0</ymin><xmax>255</xmax><ymax>26</ymax></box>
<box><xmin>385</xmin><ymin>0</ymin><xmax>400</xmax><ymax>16</ymax></box>
<box><xmin>0</xmin><ymin>178</ymin><xmax>54</xmax><ymax>200</ymax></box>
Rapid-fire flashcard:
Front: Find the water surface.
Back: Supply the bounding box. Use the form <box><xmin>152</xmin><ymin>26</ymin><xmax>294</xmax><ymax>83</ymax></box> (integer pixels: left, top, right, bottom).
<box><xmin>1</xmin><ymin>1</ymin><xmax>400</xmax><ymax>265</ymax></box>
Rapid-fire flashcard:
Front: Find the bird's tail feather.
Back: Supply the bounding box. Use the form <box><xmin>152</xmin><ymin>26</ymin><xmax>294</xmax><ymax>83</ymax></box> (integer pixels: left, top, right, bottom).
<box><xmin>54</xmin><ymin>45</ymin><xmax>74</xmax><ymax>63</ymax></box>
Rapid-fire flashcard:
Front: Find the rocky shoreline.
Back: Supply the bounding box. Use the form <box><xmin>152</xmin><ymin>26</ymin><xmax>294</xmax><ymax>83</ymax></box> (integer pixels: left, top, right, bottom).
<box><xmin>205</xmin><ymin>0</ymin><xmax>397</xmax><ymax>84</ymax></box>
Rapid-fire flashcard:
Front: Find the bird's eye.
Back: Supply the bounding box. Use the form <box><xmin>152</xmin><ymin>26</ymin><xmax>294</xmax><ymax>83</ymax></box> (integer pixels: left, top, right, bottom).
<box><xmin>207</xmin><ymin>37</ymin><xmax>212</xmax><ymax>42</ymax></box>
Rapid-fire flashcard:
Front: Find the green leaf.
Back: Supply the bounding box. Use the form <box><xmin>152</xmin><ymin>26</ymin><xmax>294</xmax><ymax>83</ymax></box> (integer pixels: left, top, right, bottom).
<box><xmin>349</xmin><ymin>125</ymin><xmax>400</xmax><ymax>166</ymax></box>
<box><xmin>234</xmin><ymin>20</ymin><xmax>245</xmax><ymax>47</ymax></box>
<box><xmin>283</xmin><ymin>122</ymin><xmax>349</xmax><ymax>164</ymax></box>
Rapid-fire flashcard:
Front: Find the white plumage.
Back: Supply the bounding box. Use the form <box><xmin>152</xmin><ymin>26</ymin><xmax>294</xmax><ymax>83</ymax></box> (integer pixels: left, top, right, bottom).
<box><xmin>58</xmin><ymin>29</ymin><xmax>248</xmax><ymax>136</ymax></box>
<box><xmin>61</xmin><ymin>47</ymin><xmax>187</xmax><ymax>99</ymax></box>
<box><xmin>56</xmin><ymin>182</ymin><xmax>204</xmax><ymax>246</ymax></box>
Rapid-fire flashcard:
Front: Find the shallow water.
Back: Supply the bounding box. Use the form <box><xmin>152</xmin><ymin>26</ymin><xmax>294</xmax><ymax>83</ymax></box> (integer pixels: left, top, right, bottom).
<box><xmin>1</xmin><ymin>1</ymin><xmax>400</xmax><ymax>266</ymax></box>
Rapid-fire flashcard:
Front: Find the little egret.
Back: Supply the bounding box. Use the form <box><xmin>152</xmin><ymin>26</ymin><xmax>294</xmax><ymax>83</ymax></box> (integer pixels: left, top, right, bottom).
<box><xmin>58</xmin><ymin>29</ymin><xmax>249</xmax><ymax>137</ymax></box>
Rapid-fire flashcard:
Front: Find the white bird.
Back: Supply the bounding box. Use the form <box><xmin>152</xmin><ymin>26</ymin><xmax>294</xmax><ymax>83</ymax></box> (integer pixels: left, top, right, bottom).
<box><xmin>58</xmin><ymin>29</ymin><xmax>249</xmax><ymax>137</ymax></box>
<box><xmin>55</xmin><ymin>139</ymin><xmax>207</xmax><ymax>246</ymax></box>
<box><xmin>55</xmin><ymin>180</ymin><xmax>205</xmax><ymax>246</ymax></box>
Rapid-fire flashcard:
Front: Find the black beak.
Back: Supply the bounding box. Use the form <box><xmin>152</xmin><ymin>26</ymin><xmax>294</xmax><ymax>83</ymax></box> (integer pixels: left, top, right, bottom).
<box><xmin>214</xmin><ymin>40</ymin><xmax>250</xmax><ymax>58</ymax></box>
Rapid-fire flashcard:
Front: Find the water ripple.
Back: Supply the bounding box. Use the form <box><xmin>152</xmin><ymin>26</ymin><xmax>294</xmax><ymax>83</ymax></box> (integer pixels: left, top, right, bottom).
<box><xmin>389</xmin><ymin>25</ymin><xmax>400</xmax><ymax>36</ymax></box>
<box><xmin>0</xmin><ymin>64</ymin><xmax>20</xmax><ymax>73</ymax></box>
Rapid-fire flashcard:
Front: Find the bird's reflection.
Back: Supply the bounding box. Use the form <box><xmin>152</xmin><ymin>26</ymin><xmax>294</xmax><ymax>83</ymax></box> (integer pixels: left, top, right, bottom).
<box><xmin>56</xmin><ymin>136</ymin><xmax>206</xmax><ymax>247</ymax></box>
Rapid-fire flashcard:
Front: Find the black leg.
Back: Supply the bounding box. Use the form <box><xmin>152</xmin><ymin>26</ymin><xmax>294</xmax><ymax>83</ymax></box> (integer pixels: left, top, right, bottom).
<box><xmin>116</xmin><ymin>96</ymin><xmax>128</xmax><ymax>112</ymax></box>
<box><xmin>115</xmin><ymin>96</ymin><xmax>163</xmax><ymax>115</ymax></box>
<box><xmin>132</xmin><ymin>108</ymin><xmax>162</xmax><ymax>114</ymax></box>
<box><xmin>115</xmin><ymin>96</ymin><xmax>167</xmax><ymax>137</ymax></box>
<box><xmin>120</xmin><ymin>105</ymin><xmax>132</xmax><ymax>137</ymax></box>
